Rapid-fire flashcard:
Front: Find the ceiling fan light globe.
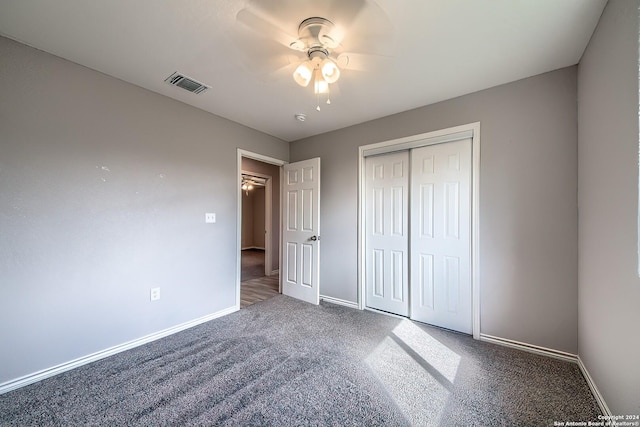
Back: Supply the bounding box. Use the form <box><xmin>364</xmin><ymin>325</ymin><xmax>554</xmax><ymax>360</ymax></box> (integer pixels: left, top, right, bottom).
<box><xmin>321</xmin><ymin>58</ymin><xmax>340</xmax><ymax>84</ymax></box>
<box><xmin>293</xmin><ymin>62</ymin><xmax>313</xmax><ymax>87</ymax></box>
<box><xmin>314</xmin><ymin>77</ymin><xmax>329</xmax><ymax>94</ymax></box>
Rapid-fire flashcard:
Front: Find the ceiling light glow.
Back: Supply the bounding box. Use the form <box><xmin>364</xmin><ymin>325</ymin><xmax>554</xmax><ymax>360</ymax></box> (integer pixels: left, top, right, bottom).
<box><xmin>321</xmin><ymin>58</ymin><xmax>340</xmax><ymax>83</ymax></box>
<box><xmin>293</xmin><ymin>63</ymin><xmax>313</xmax><ymax>87</ymax></box>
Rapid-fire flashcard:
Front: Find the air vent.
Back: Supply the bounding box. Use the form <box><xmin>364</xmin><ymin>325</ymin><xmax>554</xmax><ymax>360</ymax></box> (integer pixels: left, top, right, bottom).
<box><xmin>165</xmin><ymin>72</ymin><xmax>209</xmax><ymax>94</ymax></box>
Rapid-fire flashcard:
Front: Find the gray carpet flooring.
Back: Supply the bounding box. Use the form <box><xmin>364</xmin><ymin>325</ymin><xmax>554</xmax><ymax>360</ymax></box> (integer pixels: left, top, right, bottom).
<box><xmin>0</xmin><ymin>296</ymin><xmax>601</xmax><ymax>426</ymax></box>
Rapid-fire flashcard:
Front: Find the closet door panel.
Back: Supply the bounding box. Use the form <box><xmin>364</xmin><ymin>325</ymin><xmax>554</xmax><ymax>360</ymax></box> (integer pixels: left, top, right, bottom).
<box><xmin>365</xmin><ymin>151</ymin><xmax>409</xmax><ymax>316</ymax></box>
<box><xmin>410</xmin><ymin>139</ymin><xmax>472</xmax><ymax>334</ymax></box>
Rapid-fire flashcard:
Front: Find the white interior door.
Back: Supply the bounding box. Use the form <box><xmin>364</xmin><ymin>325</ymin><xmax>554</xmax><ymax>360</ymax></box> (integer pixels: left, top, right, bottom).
<box><xmin>364</xmin><ymin>151</ymin><xmax>409</xmax><ymax>316</ymax></box>
<box><xmin>282</xmin><ymin>158</ymin><xmax>320</xmax><ymax>305</ymax></box>
<box><xmin>410</xmin><ymin>139</ymin><xmax>472</xmax><ymax>333</ymax></box>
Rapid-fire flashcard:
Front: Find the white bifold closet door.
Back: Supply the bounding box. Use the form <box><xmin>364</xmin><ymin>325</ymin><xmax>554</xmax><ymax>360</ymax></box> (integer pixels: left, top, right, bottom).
<box><xmin>364</xmin><ymin>151</ymin><xmax>410</xmax><ymax>316</ymax></box>
<box><xmin>364</xmin><ymin>138</ymin><xmax>472</xmax><ymax>334</ymax></box>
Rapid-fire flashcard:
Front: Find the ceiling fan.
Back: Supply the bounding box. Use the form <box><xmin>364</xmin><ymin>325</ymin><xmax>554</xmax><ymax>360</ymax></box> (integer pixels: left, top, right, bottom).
<box><xmin>235</xmin><ymin>0</ymin><xmax>393</xmax><ymax>110</ymax></box>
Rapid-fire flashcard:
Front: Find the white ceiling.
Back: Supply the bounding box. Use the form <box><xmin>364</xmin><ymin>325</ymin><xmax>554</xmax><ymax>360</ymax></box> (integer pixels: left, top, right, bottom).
<box><xmin>0</xmin><ymin>0</ymin><xmax>606</xmax><ymax>142</ymax></box>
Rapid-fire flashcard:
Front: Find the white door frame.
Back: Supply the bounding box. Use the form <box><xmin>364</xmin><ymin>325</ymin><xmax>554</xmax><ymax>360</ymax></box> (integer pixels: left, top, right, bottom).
<box><xmin>357</xmin><ymin>122</ymin><xmax>481</xmax><ymax>339</ymax></box>
<box><xmin>236</xmin><ymin>149</ymin><xmax>286</xmax><ymax>310</ymax></box>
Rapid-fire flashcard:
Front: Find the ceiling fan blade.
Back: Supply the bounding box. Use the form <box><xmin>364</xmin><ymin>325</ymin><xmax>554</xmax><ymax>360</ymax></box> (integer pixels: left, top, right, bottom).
<box><xmin>236</xmin><ymin>8</ymin><xmax>300</xmax><ymax>51</ymax></box>
<box><xmin>325</xmin><ymin>0</ymin><xmax>367</xmax><ymax>29</ymax></box>
<box><xmin>257</xmin><ymin>54</ymin><xmax>302</xmax><ymax>82</ymax></box>
<box><xmin>228</xmin><ymin>28</ymin><xmax>302</xmax><ymax>76</ymax></box>
<box><xmin>313</xmin><ymin>0</ymin><xmax>366</xmax><ymax>47</ymax></box>
<box><xmin>337</xmin><ymin>52</ymin><xmax>393</xmax><ymax>72</ymax></box>
<box><xmin>334</xmin><ymin>1</ymin><xmax>394</xmax><ymax>55</ymax></box>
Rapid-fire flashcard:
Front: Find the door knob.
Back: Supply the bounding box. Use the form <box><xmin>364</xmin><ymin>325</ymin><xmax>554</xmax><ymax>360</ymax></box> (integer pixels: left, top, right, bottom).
<box><xmin>310</xmin><ymin>235</ymin><xmax>319</xmax><ymax>241</ymax></box>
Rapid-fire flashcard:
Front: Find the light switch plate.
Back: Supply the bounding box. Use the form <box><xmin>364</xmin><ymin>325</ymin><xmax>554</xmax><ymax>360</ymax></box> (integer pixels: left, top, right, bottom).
<box><xmin>205</xmin><ymin>213</ymin><xmax>216</xmax><ymax>223</ymax></box>
<box><xmin>150</xmin><ymin>287</ymin><xmax>161</xmax><ymax>301</ymax></box>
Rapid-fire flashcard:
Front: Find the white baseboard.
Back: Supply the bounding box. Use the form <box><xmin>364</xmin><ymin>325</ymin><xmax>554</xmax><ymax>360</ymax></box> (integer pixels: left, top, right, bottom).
<box><xmin>479</xmin><ymin>334</ymin><xmax>611</xmax><ymax>416</ymax></box>
<box><xmin>479</xmin><ymin>333</ymin><xmax>577</xmax><ymax>363</ymax></box>
<box><xmin>577</xmin><ymin>356</ymin><xmax>612</xmax><ymax>416</ymax></box>
<box><xmin>0</xmin><ymin>305</ymin><xmax>238</xmax><ymax>395</ymax></box>
<box><xmin>320</xmin><ymin>295</ymin><xmax>359</xmax><ymax>309</ymax></box>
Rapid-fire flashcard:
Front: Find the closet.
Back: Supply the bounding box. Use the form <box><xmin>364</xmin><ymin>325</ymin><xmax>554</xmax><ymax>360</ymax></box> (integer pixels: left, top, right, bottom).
<box><xmin>364</xmin><ymin>136</ymin><xmax>472</xmax><ymax>334</ymax></box>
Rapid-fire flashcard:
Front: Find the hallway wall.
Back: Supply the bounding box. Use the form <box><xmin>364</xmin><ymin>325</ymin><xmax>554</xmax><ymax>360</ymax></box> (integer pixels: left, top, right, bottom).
<box><xmin>241</xmin><ymin>187</ymin><xmax>266</xmax><ymax>250</ymax></box>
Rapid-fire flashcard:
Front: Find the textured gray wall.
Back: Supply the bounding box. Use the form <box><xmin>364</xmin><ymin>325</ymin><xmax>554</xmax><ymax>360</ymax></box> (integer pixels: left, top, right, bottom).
<box><xmin>578</xmin><ymin>0</ymin><xmax>640</xmax><ymax>415</ymax></box>
<box><xmin>0</xmin><ymin>36</ymin><xmax>288</xmax><ymax>384</ymax></box>
<box><xmin>291</xmin><ymin>67</ymin><xmax>579</xmax><ymax>353</ymax></box>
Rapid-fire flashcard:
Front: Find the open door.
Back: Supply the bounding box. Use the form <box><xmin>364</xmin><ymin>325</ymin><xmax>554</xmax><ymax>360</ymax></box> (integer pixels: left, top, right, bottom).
<box><xmin>282</xmin><ymin>158</ymin><xmax>320</xmax><ymax>305</ymax></box>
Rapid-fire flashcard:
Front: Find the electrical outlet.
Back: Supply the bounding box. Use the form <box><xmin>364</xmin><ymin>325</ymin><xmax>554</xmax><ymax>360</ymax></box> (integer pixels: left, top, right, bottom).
<box><xmin>150</xmin><ymin>287</ymin><xmax>161</xmax><ymax>301</ymax></box>
<box><xmin>205</xmin><ymin>213</ymin><xmax>216</xmax><ymax>223</ymax></box>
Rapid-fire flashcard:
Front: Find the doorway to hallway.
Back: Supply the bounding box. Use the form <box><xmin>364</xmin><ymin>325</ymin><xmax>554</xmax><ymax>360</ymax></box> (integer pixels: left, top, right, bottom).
<box><xmin>238</xmin><ymin>153</ymin><xmax>283</xmax><ymax>308</ymax></box>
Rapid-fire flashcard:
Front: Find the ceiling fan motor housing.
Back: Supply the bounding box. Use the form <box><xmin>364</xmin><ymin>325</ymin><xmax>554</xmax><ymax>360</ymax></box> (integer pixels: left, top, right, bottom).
<box><xmin>308</xmin><ymin>47</ymin><xmax>329</xmax><ymax>66</ymax></box>
<box><xmin>297</xmin><ymin>17</ymin><xmax>338</xmax><ymax>50</ymax></box>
